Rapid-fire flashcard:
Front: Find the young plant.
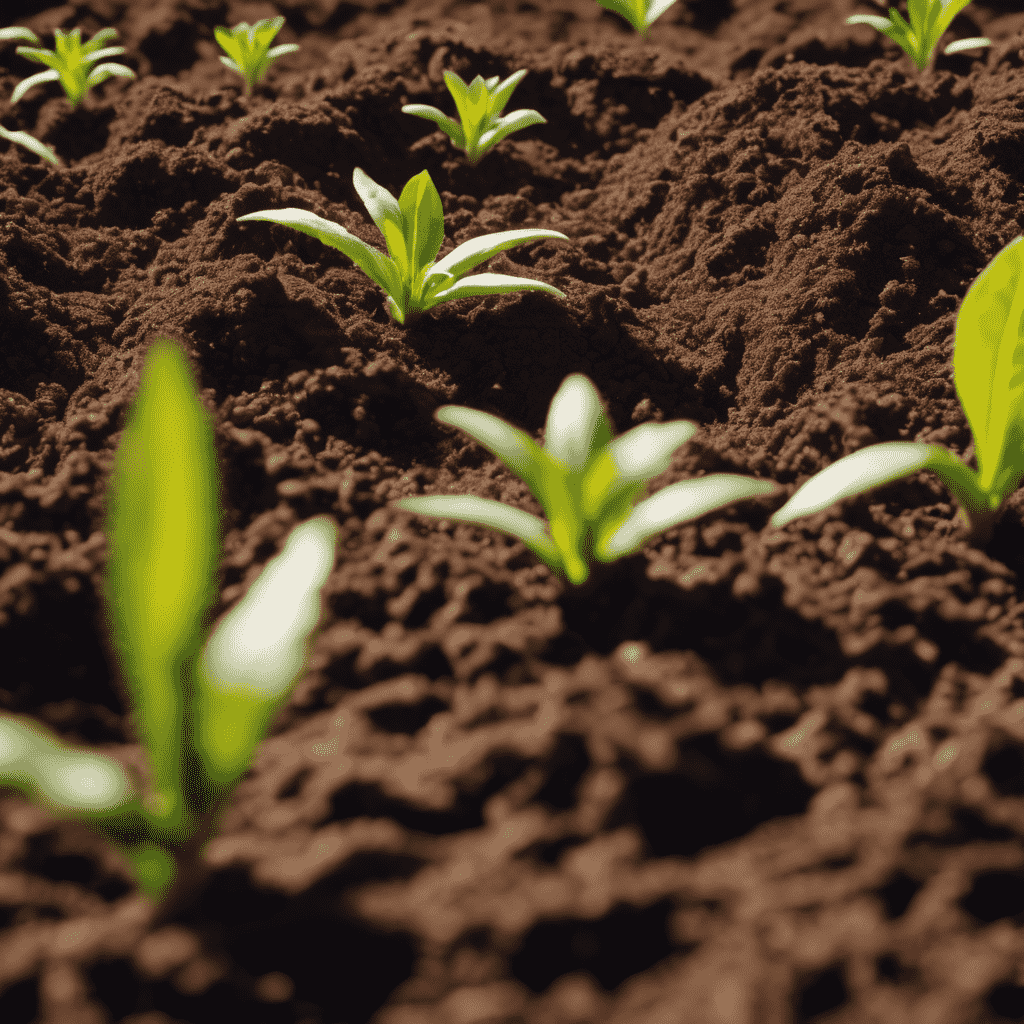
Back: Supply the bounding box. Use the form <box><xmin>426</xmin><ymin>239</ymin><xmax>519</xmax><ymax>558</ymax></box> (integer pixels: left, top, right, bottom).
<box><xmin>401</xmin><ymin>68</ymin><xmax>547</xmax><ymax>166</ymax></box>
<box><xmin>0</xmin><ymin>124</ymin><xmax>58</xmax><ymax>165</ymax></box>
<box><xmin>591</xmin><ymin>0</ymin><xmax>679</xmax><ymax>40</ymax></box>
<box><xmin>10</xmin><ymin>27</ymin><xmax>135</xmax><ymax>109</ymax></box>
<box><xmin>0</xmin><ymin>337</ymin><xmax>337</xmax><ymax>923</ymax></box>
<box><xmin>847</xmin><ymin>0</ymin><xmax>991</xmax><ymax>74</ymax></box>
<box><xmin>770</xmin><ymin>235</ymin><xmax>1024</xmax><ymax>547</ymax></box>
<box><xmin>237</xmin><ymin>167</ymin><xmax>570</xmax><ymax>325</ymax></box>
<box><xmin>393</xmin><ymin>373</ymin><xmax>781</xmax><ymax>585</ymax></box>
<box><xmin>214</xmin><ymin>16</ymin><xmax>298</xmax><ymax>98</ymax></box>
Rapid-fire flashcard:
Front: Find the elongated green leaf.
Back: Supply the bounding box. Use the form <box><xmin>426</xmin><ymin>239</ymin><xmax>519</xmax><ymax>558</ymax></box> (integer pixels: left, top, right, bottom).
<box><xmin>103</xmin><ymin>338</ymin><xmax>221</xmax><ymax>842</ymax></box>
<box><xmin>0</xmin><ymin>714</ymin><xmax>140</xmax><ymax>819</ymax></box>
<box><xmin>399</xmin><ymin>170</ymin><xmax>445</xmax><ymax>289</ymax></box>
<box><xmin>602</xmin><ymin>475</ymin><xmax>781</xmax><ymax>560</ymax></box>
<box><xmin>0</xmin><ymin>27</ymin><xmax>40</xmax><ymax>44</ymax></box>
<box><xmin>476</xmin><ymin>110</ymin><xmax>548</xmax><ymax>155</ymax></box>
<box><xmin>954</xmin><ymin>236</ymin><xmax>1024</xmax><ymax>499</ymax></box>
<box><xmin>401</xmin><ymin>104</ymin><xmax>467</xmax><ymax>148</ymax></box>
<box><xmin>428</xmin><ymin>228</ymin><xmax>569</xmax><ymax>291</ymax></box>
<box><xmin>191</xmin><ymin>516</ymin><xmax>337</xmax><ymax>795</ymax></box>
<box><xmin>581</xmin><ymin>420</ymin><xmax>698</xmax><ymax>517</ymax></box>
<box><xmin>11</xmin><ymin>69</ymin><xmax>58</xmax><ymax>103</ymax></box>
<box><xmin>544</xmin><ymin>373</ymin><xmax>611</xmax><ymax>474</ymax></box>
<box><xmin>395</xmin><ymin>494</ymin><xmax>563</xmax><ymax>572</ymax></box>
<box><xmin>768</xmin><ymin>441</ymin><xmax>991</xmax><ymax>529</ymax></box>
<box><xmin>944</xmin><ymin>36</ymin><xmax>991</xmax><ymax>56</ymax></box>
<box><xmin>352</xmin><ymin>168</ymin><xmax>409</xmax><ymax>278</ymax></box>
<box><xmin>434</xmin><ymin>405</ymin><xmax>550</xmax><ymax>497</ymax></box>
<box><xmin>236</xmin><ymin>208</ymin><xmax>405</xmax><ymax>302</ymax></box>
<box><xmin>487</xmin><ymin>69</ymin><xmax>529</xmax><ymax>119</ymax></box>
<box><xmin>0</xmin><ymin>125</ymin><xmax>59</xmax><ymax>164</ymax></box>
<box><xmin>421</xmin><ymin>272</ymin><xmax>565</xmax><ymax>313</ymax></box>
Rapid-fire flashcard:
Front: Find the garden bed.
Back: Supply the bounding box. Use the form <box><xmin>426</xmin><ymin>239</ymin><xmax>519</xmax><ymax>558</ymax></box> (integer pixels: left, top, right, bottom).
<box><xmin>2</xmin><ymin>0</ymin><xmax>1024</xmax><ymax>1021</ymax></box>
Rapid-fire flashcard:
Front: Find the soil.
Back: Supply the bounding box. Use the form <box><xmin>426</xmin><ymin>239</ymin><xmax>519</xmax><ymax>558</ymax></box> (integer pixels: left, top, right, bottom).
<box><xmin>2</xmin><ymin>0</ymin><xmax>1024</xmax><ymax>1021</ymax></box>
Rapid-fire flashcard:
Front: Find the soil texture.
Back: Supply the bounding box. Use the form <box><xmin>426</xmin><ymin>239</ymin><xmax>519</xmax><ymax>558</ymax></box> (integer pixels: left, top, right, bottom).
<box><xmin>2</xmin><ymin>0</ymin><xmax>1024</xmax><ymax>1021</ymax></box>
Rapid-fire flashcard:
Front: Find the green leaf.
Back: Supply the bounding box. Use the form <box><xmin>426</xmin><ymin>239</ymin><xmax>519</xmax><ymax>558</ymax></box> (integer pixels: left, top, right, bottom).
<box><xmin>401</xmin><ymin>103</ymin><xmax>467</xmax><ymax>149</ymax></box>
<box><xmin>954</xmin><ymin>235</ymin><xmax>1024</xmax><ymax>502</ymax></box>
<box><xmin>601</xmin><ymin>475</ymin><xmax>781</xmax><ymax>559</ymax></box>
<box><xmin>768</xmin><ymin>441</ymin><xmax>986</xmax><ymax>529</ymax></box>
<box><xmin>399</xmin><ymin>169</ymin><xmax>445</xmax><ymax>292</ymax></box>
<box><xmin>395</xmin><ymin>494</ymin><xmax>563</xmax><ymax>572</ymax></box>
<box><xmin>352</xmin><ymin>167</ymin><xmax>409</xmax><ymax>278</ymax></box>
<box><xmin>434</xmin><ymin>405</ymin><xmax>550</xmax><ymax>497</ymax></box>
<box><xmin>236</xmin><ymin>207</ymin><xmax>405</xmax><ymax>303</ymax></box>
<box><xmin>581</xmin><ymin>420</ymin><xmax>698</xmax><ymax>519</ymax></box>
<box><xmin>0</xmin><ymin>124</ymin><xmax>59</xmax><ymax>164</ymax></box>
<box><xmin>104</xmin><ymin>338</ymin><xmax>221</xmax><ymax>842</ymax></box>
<box><xmin>429</xmin><ymin>228</ymin><xmax>569</xmax><ymax>286</ymax></box>
<box><xmin>190</xmin><ymin>516</ymin><xmax>337</xmax><ymax>795</ymax></box>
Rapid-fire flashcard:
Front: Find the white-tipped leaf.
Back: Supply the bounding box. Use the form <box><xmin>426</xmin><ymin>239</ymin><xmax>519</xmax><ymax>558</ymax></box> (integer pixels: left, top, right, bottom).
<box><xmin>395</xmin><ymin>494</ymin><xmax>562</xmax><ymax>570</ymax></box>
<box><xmin>428</xmin><ymin>228</ymin><xmax>569</xmax><ymax>284</ymax></box>
<box><xmin>601</xmin><ymin>475</ymin><xmax>780</xmax><ymax>559</ymax></box>
<box><xmin>236</xmin><ymin>207</ymin><xmax>404</xmax><ymax>300</ymax></box>
<box><xmin>434</xmin><ymin>405</ymin><xmax>549</xmax><ymax>495</ymax></box>
<box><xmin>192</xmin><ymin>516</ymin><xmax>337</xmax><ymax>793</ymax></box>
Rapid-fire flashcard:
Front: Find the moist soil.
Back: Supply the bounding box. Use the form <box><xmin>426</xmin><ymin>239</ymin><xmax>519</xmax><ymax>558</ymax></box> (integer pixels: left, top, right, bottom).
<box><xmin>1</xmin><ymin>0</ymin><xmax>1024</xmax><ymax>1022</ymax></box>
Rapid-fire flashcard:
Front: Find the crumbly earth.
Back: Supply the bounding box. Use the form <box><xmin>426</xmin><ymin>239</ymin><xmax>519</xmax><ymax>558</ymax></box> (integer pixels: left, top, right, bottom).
<box><xmin>1</xmin><ymin>0</ymin><xmax>1023</xmax><ymax>1022</ymax></box>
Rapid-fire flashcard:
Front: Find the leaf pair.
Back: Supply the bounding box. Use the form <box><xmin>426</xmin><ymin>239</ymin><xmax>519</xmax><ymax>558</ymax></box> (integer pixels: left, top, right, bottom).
<box><xmin>8</xmin><ymin>26</ymin><xmax>135</xmax><ymax>108</ymax></box>
<box><xmin>237</xmin><ymin>167</ymin><xmax>569</xmax><ymax>324</ymax></box>
<box><xmin>0</xmin><ymin>338</ymin><xmax>337</xmax><ymax>913</ymax></box>
<box><xmin>847</xmin><ymin>0</ymin><xmax>991</xmax><ymax>73</ymax></box>
<box><xmin>394</xmin><ymin>374</ymin><xmax>780</xmax><ymax>585</ymax></box>
<box><xmin>214</xmin><ymin>16</ymin><xmax>298</xmax><ymax>97</ymax></box>
<box><xmin>771</xmin><ymin>235</ymin><xmax>1024</xmax><ymax>546</ymax></box>
<box><xmin>402</xmin><ymin>69</ymin><xmax>547</xmax><ymax>166</ymax></box>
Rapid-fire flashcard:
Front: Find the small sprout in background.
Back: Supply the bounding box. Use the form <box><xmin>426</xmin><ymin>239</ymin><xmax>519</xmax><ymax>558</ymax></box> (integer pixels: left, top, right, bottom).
<box><xmin>237</xmin><ymin>166</ymin><xmax>570</xmax><ymax>325</ymax></box>
<box><xmin>847</xmin><ymin>0</ymin><xmax>991</xmax><ymax>74</ymax></box>
<box><xmin>591</xmin><ymin>0</ymin><xmax>679</xmax><ymax>40</ymax></box>
<box><xmin>0</xmin><ymin>337</ymin><xmax>337</xmax><ymax>923</ymax></box>
<box><xmin>402</xmin><ymin>68</ymin><xmax>547</xmax><ymax>166</ymax></box>
<box><xmin>393</xmin><ymin>374</ymin><xmax>781</xmax><ymax>585</ymax></box>
<box><xmin>214</xmin><ymin>16</ymin><xmax>298</xmax><ymax>98</ymax></box>
<box><xmin>10</xmin><ymin>27</ymin><xmax>135</xmax><ymax>109</ymax></box>
<box><xmin>770</xmin><ymin>235</ymin><xmax>1024</xmax><ymax>547</ymax></box>
<box><xmin>0</xmin><ymin>125</ymin><xmax>59</xmax><ymax>164</ymax></box>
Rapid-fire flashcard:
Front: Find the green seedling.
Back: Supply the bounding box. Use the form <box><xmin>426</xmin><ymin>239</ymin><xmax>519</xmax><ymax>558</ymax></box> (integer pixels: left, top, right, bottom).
<box><xmin>592</xmin><ymin>0</ymin><xmax>679</xmax><ymax>39</ymax></box>
<box><xmin>393</xmin><ymin>373</ymin><xmax>781</xmax><ymax>585</ymax></box>
<box><xmin>847</xmin><ymin>0</ymin><xmax>991</xmax><ymax>73</ymax></box>
<box><xmin>401</xmin><ymin>69</ymin><xmax>547</xmax><ymax>166</ymax></box>
<box><xmin>214</xmin><ymin>16</ymin><xmax>298</xmax><ymax>98</ymax></box>
<box><xmin>0</xmin><ymin>124</ymin><xmax>58</xmax><ymax>164</ymax></box>
<box><xmin>0</xmin><ymin>337</ymin><xmax>336</xmax><ymax>920</ymax></box>
<box><xmin>10</xmin><ymin>27</ymin><xmax>135</xmax><ymax>109</ymax></box>
<box><xmin>771</xmin><ymin>236</ymin><xmax>1024</xmax><ymax>546</ymax></box>
<box><xmin>237</xmin><ymin>166</ymin><xmax>569</xmax><ymax>325</ymax></box>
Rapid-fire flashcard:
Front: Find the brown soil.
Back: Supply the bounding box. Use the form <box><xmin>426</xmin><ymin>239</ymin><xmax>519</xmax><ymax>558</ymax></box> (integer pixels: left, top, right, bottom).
<box><xmin>2</xmin><ymin>0</ymin><xmax>1024</xmax><ymax>1021</ymax></box>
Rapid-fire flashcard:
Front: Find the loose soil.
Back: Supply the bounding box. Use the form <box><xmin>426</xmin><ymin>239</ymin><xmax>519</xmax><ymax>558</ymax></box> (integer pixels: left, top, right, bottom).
<box><xmin>2</xmin><ymin>0</ymin><xmax>1024</xmax><ymax>1021</ymax></box>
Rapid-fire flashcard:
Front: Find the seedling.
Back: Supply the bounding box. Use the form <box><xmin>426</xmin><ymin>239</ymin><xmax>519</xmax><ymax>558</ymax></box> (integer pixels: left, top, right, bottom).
<box><xmin>214</xmin><ymin>16</ymin><xmax>298</xmax><ymax>97</ymax></box>
<box><xmin>847</xmin><ymin>0</ymin><xmax>991</xmax><ymax>74</ymax></box>
<box><xmin>402</xmin><ymin>69</ymin><xmax>547</xmax><ymax>166</ymax></box>
<box><xmin>0</xmin><ymin>124</ymin><xmax>58</xmax><ymax>164</ymax></box>
<box><xmin>393</xmin><ymin>373</ymin><xmax>781</xmax><ymax>585</ymax></box>
<box><xmin>770</xmin><ymin>236</ymin><xmax>1024</xmax><ymax>546</ymax></box>
<box><xmin>237</xmin><ymin>167</ymin><xmax>570</xmax><ymax>325</ymax></box>
<box><xmin>0</xmin><ymin>337</ymin><xmax>336</xmax><ymax>921</ymax></box>
<box><xmin>592</xmin><ymin>0</ymin><xmax>679</xmax><ymax>39</ymax></box>
<box><xmin>9</xmin><ymin>27</ymin><xmax>135</xmax><ymax>109</ymax></box>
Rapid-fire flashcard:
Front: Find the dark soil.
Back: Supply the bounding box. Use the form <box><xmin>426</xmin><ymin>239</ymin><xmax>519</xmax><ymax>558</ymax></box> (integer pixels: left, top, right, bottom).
<box><xmin>2</xmin><ymin>0</ymin><xmax>1024</xmax><ymax>1021</ymax></box>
